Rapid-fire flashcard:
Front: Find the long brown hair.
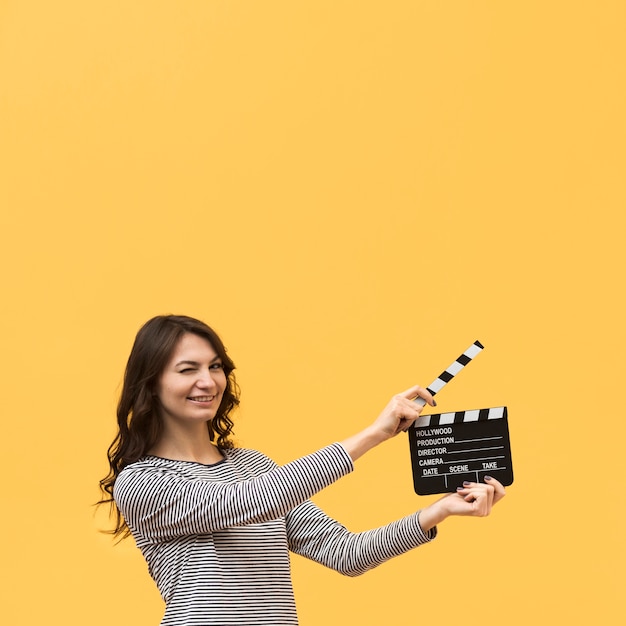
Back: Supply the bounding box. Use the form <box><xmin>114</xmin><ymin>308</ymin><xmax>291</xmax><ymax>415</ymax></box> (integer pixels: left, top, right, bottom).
<box><xmin>98</xmin><ymin>315</ymin><xmax>240</xmax><ymax>539</ymax></box>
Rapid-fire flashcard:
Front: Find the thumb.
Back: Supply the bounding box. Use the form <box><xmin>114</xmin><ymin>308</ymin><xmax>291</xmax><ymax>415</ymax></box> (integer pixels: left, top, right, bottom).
<box><xmin>400</xmin><ymin>384</ymin><xmax>436</xmax><ymax>406</ymax></box>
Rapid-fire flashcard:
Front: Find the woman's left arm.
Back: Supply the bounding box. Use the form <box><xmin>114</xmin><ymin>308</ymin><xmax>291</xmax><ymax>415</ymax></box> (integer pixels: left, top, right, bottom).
<box><xmin>286</xmin><ymin>477</ymin><xmax>506</xmax><ymax>576</ymax></box>
<box><xmin>285</xmin><ymin>500</ymin><xmax>436</xmax><ymax>577</ymax></box>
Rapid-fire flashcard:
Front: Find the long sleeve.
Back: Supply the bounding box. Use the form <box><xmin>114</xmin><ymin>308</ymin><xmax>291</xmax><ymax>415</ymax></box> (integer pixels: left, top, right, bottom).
<box><xmin>113</xmin><ymin>443</ymin><xmax>353</xmax><ymax>545</ymax></box>
<box><xmin>286</xmin><ymin>499</ymin><xmax>437</xmax><ymax>577</ymax></box>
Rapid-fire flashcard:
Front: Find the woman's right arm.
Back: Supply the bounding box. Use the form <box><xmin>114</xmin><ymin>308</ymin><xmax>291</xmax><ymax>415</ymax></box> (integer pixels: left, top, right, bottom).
<box><xmin>114</xmin><ymin>385</ymin><xmax>436</xmax><ymax>543</ymax></box>
<box><xmin>113</xmin><ymin>443</ymin><xmax>354</xmax><ymax>543</ymax></box>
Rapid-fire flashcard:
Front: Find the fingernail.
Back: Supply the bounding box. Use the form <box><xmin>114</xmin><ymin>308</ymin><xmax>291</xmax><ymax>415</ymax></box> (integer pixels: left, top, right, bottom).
<box><xmin>463</xmin><ymin>481</ymin><xmax>471</xmax><ymax>486</ymax></box>
<box><xmin>433</xmin><ymin>400</ymin><xmax>437</xmax><ymax>406</ymax></box>
<box><xmin>456</xmin><ymin>486</ymin><xmax>464</xmax><ymax>491</ymax></box>
<box><xmin>484</xmin><ymin>476</ymin><xmax>493</xmax><ymax>481</ymax></box>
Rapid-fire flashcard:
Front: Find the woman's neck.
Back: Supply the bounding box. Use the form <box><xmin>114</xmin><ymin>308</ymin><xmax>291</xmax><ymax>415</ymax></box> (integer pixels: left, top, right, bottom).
<box><xmin>149</xmin><ymin>423</ymin><xmax>225</xmax><ymax>464</ymax></box>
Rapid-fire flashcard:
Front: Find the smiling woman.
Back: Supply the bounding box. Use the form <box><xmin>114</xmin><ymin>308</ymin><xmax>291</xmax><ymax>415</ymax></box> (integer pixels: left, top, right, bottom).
<box><xmin>99</xmin><ymin>314</ymin><xmax>505</xmax><ymax>626</ymax></box>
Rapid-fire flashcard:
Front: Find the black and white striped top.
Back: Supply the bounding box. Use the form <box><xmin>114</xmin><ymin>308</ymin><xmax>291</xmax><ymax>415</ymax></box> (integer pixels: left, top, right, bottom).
<box><xmin>114</xmin><ymin>443</ymin><xmax>436</xmax><ymax>625</ymax></box>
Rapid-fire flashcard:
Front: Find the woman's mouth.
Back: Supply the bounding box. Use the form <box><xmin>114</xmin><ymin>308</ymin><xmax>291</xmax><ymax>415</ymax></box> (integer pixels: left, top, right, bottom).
<box><xmin>188</xmin><ymin>395</ymin><xmax>215</xmax><ymax>403</ymax></box>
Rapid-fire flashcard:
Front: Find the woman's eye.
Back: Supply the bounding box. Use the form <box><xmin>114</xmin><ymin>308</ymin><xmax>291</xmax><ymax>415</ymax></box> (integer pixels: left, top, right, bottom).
<box><xmin>179</xmin><ymin>368</ymin><xmax>194</xmax><ymax>373</ymax></box>
<box><xmin>210</xmin><ymin>362</ymin><xmax>223</xmax><ymax>370</ymax></box>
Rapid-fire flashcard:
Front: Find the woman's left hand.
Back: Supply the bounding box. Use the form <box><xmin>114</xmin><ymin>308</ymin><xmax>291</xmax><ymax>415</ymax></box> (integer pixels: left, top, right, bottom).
<box><xmin>418</xmin><ymin>476</ymin><xmax>506</xmax><ymax>531</ymax></box>
<box><xmin>439</xmin><ymin>476</ymin><xmax>506</xmax><ymax>517</ymax></box>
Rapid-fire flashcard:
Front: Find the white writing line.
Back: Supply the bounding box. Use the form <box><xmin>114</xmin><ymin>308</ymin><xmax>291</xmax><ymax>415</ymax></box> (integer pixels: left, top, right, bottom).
<box><xmin>455</xmin><ymin>436</ymin><xmax>502</xmax><ymax>444</ymax></box>
<box><xmin>447</xmin><ymin>455</ymin><xmax>505</xmax><ymax>465</ymax></box>
<box><xmin>446</xmin><ymin>446</ymin><xmax>503</xmax><ymax>454</ymax></box>
<box><xmin>428</xmin><ymin>467</ymin><xmax>508</xmax><ymax>480</ymax></box>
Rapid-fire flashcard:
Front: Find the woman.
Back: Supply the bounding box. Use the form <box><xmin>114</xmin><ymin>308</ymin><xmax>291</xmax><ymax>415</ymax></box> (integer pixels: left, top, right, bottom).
<box><xmin>100</xmin><ymin>315</ymin><xmax>505</xmax><ymax>626</ymax></box>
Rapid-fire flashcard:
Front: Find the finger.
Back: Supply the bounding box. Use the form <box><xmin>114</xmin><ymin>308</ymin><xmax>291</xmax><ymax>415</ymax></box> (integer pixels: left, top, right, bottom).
<box><xmin>462</xmin><ymin>480</ymin><xmax>495</xmax><ymax>493</ymax></box>
<box><xmin>398</xmin><ymin>412</ymin><xmax>421</xmax><ymax>433</ymax></box>
<box><xmin>454</xmin><ymin>489</ymin><xmax>489</xmax><ymax>515</ymax></box>
<box><xmin>399</xmin><ymin>385</ymin><xmax>436</xmax><ymax>407</ymax></box>
<box><xmin>397</xmin><ymin>396</ymin><xmax>430</xmax><ymax>432</ymax></box>
<box><xmin>469</xmin><ymin>481</ymin><xmax>495</xmax><ymax>502</ymax></box>
<box><xmin>484</xmin><ymin>476</ymin><xmax>506</xmax><ymax>503</ymax></box>
<box><xmin>460</xmin><ymin>482</ymin><xmax>495</xmax><ymax>513</ymax></box>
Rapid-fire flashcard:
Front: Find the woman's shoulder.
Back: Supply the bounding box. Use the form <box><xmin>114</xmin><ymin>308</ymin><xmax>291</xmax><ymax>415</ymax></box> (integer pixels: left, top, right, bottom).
<box><xmin>112</xmin><ymin>447</ymin><xmax>280</xmax><ymax>505</ymax></box>
<box><xmin>117</xmin><ymin>447</ymin><xmax>277</xmax><ymax>479</ymax></box>
<box><xmin>114</xmin><ymin>456</ymin><xmax>181</xmax><ymax>492</ymax></box>
<box><xmin>225</xmin><ymin>447</ymin><xmax>278</xmax><ymax>472</ymax></box>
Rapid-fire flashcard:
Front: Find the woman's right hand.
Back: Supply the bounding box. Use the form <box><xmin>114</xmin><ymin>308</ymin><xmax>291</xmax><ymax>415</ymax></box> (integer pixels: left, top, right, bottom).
<box><xmin>370</xmin><ymin>384</ymin><xmax>436</xmax><ymax>440</ymax></box>
<box><xmin>340</xmin><ymin>385</ymin><xmax>436</xmax><ymax>461</ymax></box>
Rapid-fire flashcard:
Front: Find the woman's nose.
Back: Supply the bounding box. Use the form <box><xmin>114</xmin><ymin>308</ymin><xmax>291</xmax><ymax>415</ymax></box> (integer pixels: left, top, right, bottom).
<box><xmin>196</xmin><ymin>370</ymin><xmax>217</xmax><ymax>389</ymax></box>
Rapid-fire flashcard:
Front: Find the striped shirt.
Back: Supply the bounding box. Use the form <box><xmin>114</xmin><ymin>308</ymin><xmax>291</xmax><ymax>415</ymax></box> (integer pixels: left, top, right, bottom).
<box><xmin>114</xmin><ymin>443</ymin><xmax>436</xmax><ymax>625</ymax></box>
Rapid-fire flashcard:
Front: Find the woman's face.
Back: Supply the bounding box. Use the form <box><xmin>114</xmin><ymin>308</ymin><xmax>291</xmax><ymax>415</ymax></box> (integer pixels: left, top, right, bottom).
<box><xmin>155</xmin><ymin>332</ymin><xmax>227</xmax><ymax>427</ymax></box>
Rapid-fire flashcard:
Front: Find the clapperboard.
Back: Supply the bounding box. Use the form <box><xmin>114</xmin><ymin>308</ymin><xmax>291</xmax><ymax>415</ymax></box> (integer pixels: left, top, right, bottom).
<box><xmin>408</xmin><ymin>342</ymin><xmax>514</xmax><ymax>495</ymax></box>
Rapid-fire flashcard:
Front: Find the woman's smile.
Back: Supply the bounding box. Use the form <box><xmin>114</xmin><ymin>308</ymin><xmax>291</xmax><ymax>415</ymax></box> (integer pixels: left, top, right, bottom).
<box><xmin>187</xmin><ymin>395</ymin><xmax>217</xmax><ymax>404</ymax></box>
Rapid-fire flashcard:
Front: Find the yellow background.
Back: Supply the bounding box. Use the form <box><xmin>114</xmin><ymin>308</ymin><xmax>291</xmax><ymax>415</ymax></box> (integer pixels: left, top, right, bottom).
<box><xmin>1</xmin><ymin>1</ymin><xmax>624</xmax><ymax>624</ymax></box>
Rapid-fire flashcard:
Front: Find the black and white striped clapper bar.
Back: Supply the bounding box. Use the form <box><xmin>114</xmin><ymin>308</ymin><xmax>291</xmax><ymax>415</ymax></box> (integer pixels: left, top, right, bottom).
<box><xmin>409</xmin><ymin>407</ymin><xmax>514</xmax><ymax>495</ymax></box>
<box><xmin>413</xmin><ymin>340</ymin><xmax>485</xmax><ymax>407</ymax></box>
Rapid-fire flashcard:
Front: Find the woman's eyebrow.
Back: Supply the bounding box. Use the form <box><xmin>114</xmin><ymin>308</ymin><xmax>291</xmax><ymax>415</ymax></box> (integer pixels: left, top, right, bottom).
<box><xmin>175</xmin><ymin>356</ymin><xmax>221</xmax><ymax>367</ymax></box>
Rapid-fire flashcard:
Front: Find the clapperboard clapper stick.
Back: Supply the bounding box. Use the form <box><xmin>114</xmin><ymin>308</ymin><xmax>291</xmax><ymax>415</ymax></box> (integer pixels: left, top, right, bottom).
<box><xmin>413</xmin><ymin>340</ymin><xmax>485</xmax><ymax>407</ymax></box>
<box><xmin>408</xmin><ymin>341</ymin><xmax>514</xmax><ymax>495</ymax></box>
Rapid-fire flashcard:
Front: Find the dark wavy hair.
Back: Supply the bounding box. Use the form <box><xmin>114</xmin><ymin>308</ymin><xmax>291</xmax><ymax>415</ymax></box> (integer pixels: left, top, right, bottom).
<box><xmin>98</xmin><ymin>315</ymin><xmax>240</xmax><ymax>539</ymax></box>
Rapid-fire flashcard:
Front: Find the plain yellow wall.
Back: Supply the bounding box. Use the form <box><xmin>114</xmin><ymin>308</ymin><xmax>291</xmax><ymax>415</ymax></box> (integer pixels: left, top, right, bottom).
<box><xmin>1</xmin><ymin>1</ymin><xmax>624</xmax><ymax>624</ymax></box>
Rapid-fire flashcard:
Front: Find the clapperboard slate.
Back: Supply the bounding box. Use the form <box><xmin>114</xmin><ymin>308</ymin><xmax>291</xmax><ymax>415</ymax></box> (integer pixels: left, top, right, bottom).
<box><xmin>409</xmin><ymin>407</ymin><xmax>514</xmax><ymax>495</ymax></box>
